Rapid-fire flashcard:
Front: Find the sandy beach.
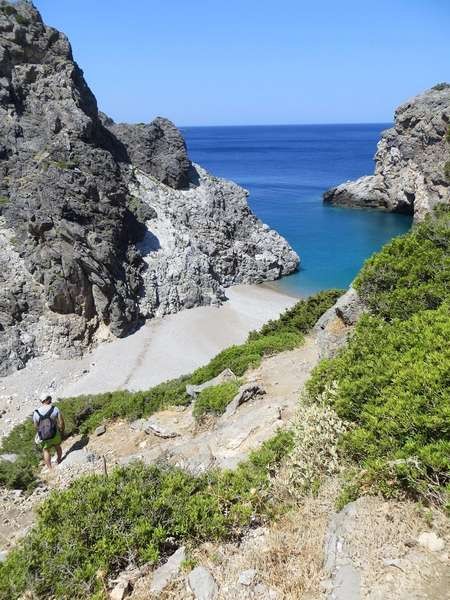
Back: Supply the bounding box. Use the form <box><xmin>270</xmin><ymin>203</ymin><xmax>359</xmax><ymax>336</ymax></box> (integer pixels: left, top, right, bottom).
<box><xmin>0</xmin><ymin>283</ymin><xmax>298</xmax><ymax>438</ymax></box>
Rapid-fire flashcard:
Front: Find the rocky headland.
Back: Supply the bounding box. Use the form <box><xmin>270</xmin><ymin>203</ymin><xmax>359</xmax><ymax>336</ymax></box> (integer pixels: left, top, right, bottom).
<box><xmin>323</xmin><ymin>85</ymin><xmax>450</xmax><ymax>220</ymax></box>
<box><xmin>0</xmin><ymin>1</ymin><xmax>298</xmax><ymax>376</ymax></box>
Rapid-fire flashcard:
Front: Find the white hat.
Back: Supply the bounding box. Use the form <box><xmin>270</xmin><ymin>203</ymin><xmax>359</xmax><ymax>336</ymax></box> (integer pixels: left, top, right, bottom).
<box><xmin>39</xmin><ymin>392</ymin><xmax>52</xmax><ymax>402</ymax></box>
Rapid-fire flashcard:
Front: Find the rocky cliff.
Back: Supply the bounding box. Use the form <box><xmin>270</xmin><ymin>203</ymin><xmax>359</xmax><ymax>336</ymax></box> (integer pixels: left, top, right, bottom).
<box><xmin>323</xmin><ymin>85</ymin><xmax>450</xmax><ymax>220</ymax></box>
<box><xmin>0</xmin><ymin>1</ymin><xmax>298</xmax><ymax>375</ymax></box>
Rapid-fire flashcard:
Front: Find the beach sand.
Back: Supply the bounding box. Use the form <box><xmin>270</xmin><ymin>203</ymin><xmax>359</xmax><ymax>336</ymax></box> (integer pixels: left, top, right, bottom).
<box><xmin>0</xmin><ymin>283</ymin><xmax>298</xmax><ymax>438</ymax></box>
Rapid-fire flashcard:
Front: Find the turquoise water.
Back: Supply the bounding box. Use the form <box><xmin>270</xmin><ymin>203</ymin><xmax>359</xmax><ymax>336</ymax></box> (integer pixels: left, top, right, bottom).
<box><xmin>183</xmin><ymin>124</ymin><xmax>412</xmax><ymax>296</ymax></box>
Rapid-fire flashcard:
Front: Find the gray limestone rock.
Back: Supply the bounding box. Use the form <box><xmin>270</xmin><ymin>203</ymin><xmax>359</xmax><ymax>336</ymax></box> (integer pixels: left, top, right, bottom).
<box><xmin>314</xmin><ymin>287</ymin><xmax>364</xmax><ymax>358</ymax></box>
<box><xmin>187</xmin><ymin>566</ymin><xmax>218</xmax><ymax>600</ymax></box>
<box><xmin>94</xmin><ymin>425</ymin><xmax>106</xmax><ymax>436</ymax></box>
<box><xmin>149</xmin><ymin>546</ymin><xmax>186</xmax><ymax>594</ymax></box>
<box><xmin>106</xmin><ymin>116</ymin><xmax>191</xmax><ymax>189</ymax></box>
<box><xmin>223</xmin><ymin>383</ymin><xmax>266</xmax><ymax>418</ymax></box>
<box><xmin>239</xmin><ymin>569</ymin><xmax>258</xmax><ymax>586</ymax></box>
<box><xmin>324</xmin><ymin>85</ymin><xmax>450</xmax><ymax>220</ymax></box>
<box><xmin>323</xmin><ymin>500</ymin><xmax>362</xmax><ymax>600</ymax></box>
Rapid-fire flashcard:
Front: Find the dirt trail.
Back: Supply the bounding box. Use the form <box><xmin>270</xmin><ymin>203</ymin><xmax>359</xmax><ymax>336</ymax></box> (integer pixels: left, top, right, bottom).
<box><xmin>0</xmin><ymin>337</ymin><xmax>320</xmax><ymax>553</ymax></box>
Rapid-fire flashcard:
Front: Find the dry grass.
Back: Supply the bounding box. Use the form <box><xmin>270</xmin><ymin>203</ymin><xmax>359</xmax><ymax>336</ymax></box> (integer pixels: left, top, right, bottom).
<box><xmin>131</xmin><ymin>478</ymin><xmax>340</xmax><ymax>600</ymax></box>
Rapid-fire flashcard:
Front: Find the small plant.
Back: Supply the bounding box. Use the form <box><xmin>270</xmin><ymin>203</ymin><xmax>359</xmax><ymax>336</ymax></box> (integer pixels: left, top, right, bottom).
<box><xmin>284</xmin><ymin>390</ymin><xmax>347</xmax><ymax>495</ymax></box>
<box><xmin>193</xmin><ymin>381</ymin><xmax>240</xmax><ymax>419</ymax></box>
<box><xmin>445</xmin><ymin>161</ymin><xmax>450</xmax><ymax>182</ymax></box>
<box><xmin>51</xmin><ymin>160</ymin><xmax>78</xmax><ymax>170</ymax></box>
<box><xmin>432</xmin><ymin>82</ymin><xmax>450</xmax><ymax>91</ymax></box>
<box><xmin>0</xmin><ymin>195</ymin><xmax>9</xmax><ymax>205</ymax></box>
<box><xmin>14</xmin><ymin>13</ymin><xmax>29</xmax><ymax>26</ymax></box>
<box><xmin>1</xmin><ymin>5</ymin><xmax>17</xmax><ymax>16</ymax></box>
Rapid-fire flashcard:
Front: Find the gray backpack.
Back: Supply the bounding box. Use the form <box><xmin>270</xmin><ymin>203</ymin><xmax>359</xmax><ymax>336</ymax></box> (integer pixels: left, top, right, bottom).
<box><xmin>35</xmin><ymin>406</ymin><xmax>57</xmax><ymax>441</ymax></box>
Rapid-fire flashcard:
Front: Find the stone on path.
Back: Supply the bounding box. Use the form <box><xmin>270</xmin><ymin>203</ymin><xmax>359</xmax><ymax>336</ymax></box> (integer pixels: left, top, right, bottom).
<box><xmin>417</xmin><ymin>531</ymin><xmax>445</xmax><ymax>552</ymax></box>
<box><xmin>149</xmin><ymin>546</ymin><xmax>186</xmax><ymax>594</ymax></box>
<box><xmin>144</xmin><ymin>416</ymin><xmax>179</xmax><ymax>439</ymax></box>
<box><xmin>239</xmin><ymin>568</ymin><xmax>257</xmax><ymax>586</ymax></box>
<box><xmin>109</xmin><ymin>578</ymin><xmax>131</xmax><ymax>600</ymax></box>
<box><xmin>187</xmin><ymin>566</ymin><xmax>218</xmax><ymax>600</ymax></box>
<box><xmin>95</xmin><ymin>425</ymin><xmax>106</xmax><ymax>436</ymax></box>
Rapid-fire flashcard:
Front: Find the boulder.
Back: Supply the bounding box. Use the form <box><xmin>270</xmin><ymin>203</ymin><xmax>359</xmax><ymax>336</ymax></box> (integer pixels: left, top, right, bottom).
<box><xmin>186</xmin><ymin>369</ymin><xmax>237</xmax><ymax>398</ymax></box>
<box><xmin>314</xmin><ymin>287</ymin><xmax>364</xmax><ymax>359</ymax></box>
<box><xmin>95</xmin><ymin>425</ymin><xmax>106</xmax><ymax>437</ymax></box>
<box><xmin>143</xmin><ymin>417</ymin><xmax>179</xmax><ymax>439</ymax></box>
<box><xmin>187</xmin><ymin>566</ymin><xmax>218</xmax><ymax>600</ymax></box>
<box><xmin>107</xmin><ymin>117</ymin><xmax>191</xmax><ymax>190</ymax></box>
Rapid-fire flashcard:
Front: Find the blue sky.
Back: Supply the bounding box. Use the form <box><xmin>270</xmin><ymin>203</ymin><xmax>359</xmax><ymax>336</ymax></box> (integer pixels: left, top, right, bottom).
<box><xmin>35</xmin><ymin>0</ymin><xmax>449</xmax><ymax>126</ymax></box>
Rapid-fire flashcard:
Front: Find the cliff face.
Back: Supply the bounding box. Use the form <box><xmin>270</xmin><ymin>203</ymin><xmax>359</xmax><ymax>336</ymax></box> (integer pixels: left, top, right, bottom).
<box><xmin>323</xmin><ymin>86</ymin><xmax>450</xmax><ymax>220</ymax></box>
<box><xmin>0</xmin><ymin>1</ymin><xmax>298</xmax><ymax>375</ymax></box>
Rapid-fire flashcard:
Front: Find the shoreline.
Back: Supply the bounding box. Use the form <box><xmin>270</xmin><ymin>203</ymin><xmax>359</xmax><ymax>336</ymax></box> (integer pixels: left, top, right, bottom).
<box><xmin>0</xmin><ymin>283</ymin><xmax>298</xmax><ymax>439</ymax></box>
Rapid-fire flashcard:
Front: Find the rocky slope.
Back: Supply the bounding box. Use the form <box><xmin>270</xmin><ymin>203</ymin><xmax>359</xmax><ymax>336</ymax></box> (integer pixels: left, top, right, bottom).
<box><xmin>323</xmin><ymin>85</ymin><xmax>450</xmax><ymax>220</ymax></box>
<box><xmin>0</xmin><ymin>1</ymin><xmax>298</xmax><ymax>376</ymax></box>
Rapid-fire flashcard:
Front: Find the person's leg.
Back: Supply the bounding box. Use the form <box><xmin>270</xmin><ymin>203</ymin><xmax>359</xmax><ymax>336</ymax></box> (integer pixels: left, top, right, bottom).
<box><xmin>42</xmin><ymin>448</ymin><xmax>52</xmax><ymax>469</ymax></box>
<box><xmin>55</xmin><ymin>444</ymin><xmax>62</xmax><ymax>464</ymax></box>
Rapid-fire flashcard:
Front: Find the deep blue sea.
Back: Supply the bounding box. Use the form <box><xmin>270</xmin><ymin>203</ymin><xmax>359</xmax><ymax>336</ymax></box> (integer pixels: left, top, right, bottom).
<box><xmin>182</xmin><ymin>124</ymin><xmax>412</xmax><ymax>297</ymax></box>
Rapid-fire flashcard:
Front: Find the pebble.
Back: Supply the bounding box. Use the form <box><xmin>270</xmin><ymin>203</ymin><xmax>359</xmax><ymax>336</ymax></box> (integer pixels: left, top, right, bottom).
<box><xmin>94</xmin><ymin>425</ymin><xmax>106</xmax><ymax>436</ymax></box>
<box><xmin>239</xmin><ymin>569</ymin><xmax>257</xmax><ymax>586</ymax></box>
<box><xmin>417</xmin><ymin>531</ymin><xmax>445</xmax><ymax>552</ymax></box>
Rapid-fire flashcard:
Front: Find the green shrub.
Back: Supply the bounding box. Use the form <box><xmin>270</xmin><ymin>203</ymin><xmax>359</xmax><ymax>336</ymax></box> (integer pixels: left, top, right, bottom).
<box><xmin>1</xmin><ymin>5</ymin><xmax>17</xmax><ymax>16</ymax></box>
<box><xmin>193</xmin><ymin>381</ymin><xmax>240</xmax><ymax>419</ymax></box>
<box><xmin>0</xmin><ymin>196</ymin><xmax>9</xmax><ymax>205</ymax></box>
<box><xmin>248</xmin><ymin>289</ymin><xmax>342</xmax><ymax>340</ymax></box>
<box><xmin>306</xmin><ymin>305</ymin><xmax>450</xmax><ymax>501</ymax></box>
<box><xmin>354</xmin><ymin>206</ymin><xmax>450</xmax><ymax>320</ymax></box>
<box><xmin>0</xmin><ymin>430</ymin><xmax>293</xmax><ymax>599</ymax></box>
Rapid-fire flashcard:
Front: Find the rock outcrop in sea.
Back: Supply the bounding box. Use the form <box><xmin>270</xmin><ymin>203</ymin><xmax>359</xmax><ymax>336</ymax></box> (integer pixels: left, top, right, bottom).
<box><xmin>0</xmin><ymin>1</ymin><xmax>299</xmax><ymax>375</ymax></box>
<box><xmin>323</xmin><ymin>85</ymin><xmax>450</xmax><ymax>220</ymax></box>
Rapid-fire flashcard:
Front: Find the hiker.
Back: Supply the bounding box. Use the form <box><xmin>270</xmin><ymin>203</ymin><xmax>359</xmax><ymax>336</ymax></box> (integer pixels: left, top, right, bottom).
<box><xmin>33</xmin><ymin>393</ymin><xmax>65</xmax><ymax>469</ymax></box>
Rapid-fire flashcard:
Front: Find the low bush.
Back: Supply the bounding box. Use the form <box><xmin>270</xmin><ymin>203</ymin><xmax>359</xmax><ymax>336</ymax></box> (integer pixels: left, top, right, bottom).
<box><xmin>248</xmin><ymin>289</ymin><xmax>342</xmax><ymax>340</ymax></box>
<box><xmin>189</xmin><ymin>331</ymin><xmax>302</xmax><ymax>384</ymax></box>
<box><xmin>0</xmin><ymin>430</ymin><xmax>293</xmax><ymax>599</ymax></box>
<box><xmin>193</xmin><ymin>381</ymin><xmax>240</xmax><ymax>419</ymax></box>
<box><xmin>354</xmin><ymin>206</ymin><xmax>450</xmax><ymax>320</ymax></box>
<box><xmin>306</xmin><ymin>305</ymin><xmax>450</xmax><ymax>502</ymax></box>
<box><xmin>285</xmin><ymin>390</ymin><xmax>347</xmax><ymax>495</ymax></box>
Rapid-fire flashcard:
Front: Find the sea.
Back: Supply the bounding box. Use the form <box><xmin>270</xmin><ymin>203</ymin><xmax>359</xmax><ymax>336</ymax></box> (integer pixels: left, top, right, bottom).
<box><xmin>182</xmin><ymin>124</ymin><xmax>412</xmax><ymax>297</ymax></box>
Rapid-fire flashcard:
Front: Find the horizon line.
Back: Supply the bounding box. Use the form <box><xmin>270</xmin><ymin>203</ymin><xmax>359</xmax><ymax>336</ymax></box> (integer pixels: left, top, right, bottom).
<box><xmin>179</xmin><ymin>121</ymin><xmax>393</xmax><ymax>129</ymax></box>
